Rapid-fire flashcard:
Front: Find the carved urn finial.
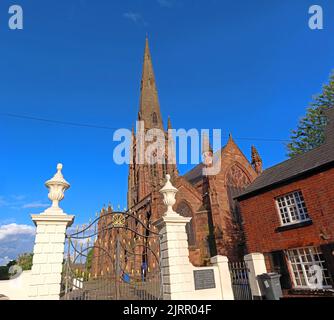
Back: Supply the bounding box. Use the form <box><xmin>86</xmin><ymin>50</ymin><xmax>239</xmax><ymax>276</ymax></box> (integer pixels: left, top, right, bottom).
<box><xmin>160</xmin><ymin>174</ymin><xmax>178</xmax><ymax>216</ymax></box>
<box><xmin>45</xmin><ymin>163</ymin><xmax>70</xmax><ymax>210</ymax></box>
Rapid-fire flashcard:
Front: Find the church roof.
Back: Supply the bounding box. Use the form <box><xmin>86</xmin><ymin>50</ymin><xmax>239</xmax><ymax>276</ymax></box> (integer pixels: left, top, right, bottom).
<box><xmin>236</xmin><ymin>108</ymin><xmax>334</xmax><ymax>200</ymax></box>
<box><xmin>183</xmin><ymin>162</ymin><xmax>205</xmax><ymax>185</ymax></box>
<box><xmin>183</xmin><ymin>141</ymin><xmax>228</xmax><ymax>185</ymax></box>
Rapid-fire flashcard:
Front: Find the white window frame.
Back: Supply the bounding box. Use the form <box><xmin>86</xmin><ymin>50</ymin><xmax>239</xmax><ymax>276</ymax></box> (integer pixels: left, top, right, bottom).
<box><xmin>275</xmin><ymin>191</ymin><xmax>311</xmax><ymax>226</ymax></box>
<box><xmin>285</xmin><ymin>247</ymin><xmax>332</xmax><ymax>290</ymax></box>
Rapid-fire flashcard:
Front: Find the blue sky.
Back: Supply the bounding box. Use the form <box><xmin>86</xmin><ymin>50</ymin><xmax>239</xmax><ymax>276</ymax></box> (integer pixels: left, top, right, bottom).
<box><xmin>0</xmin><ymin>0</ymin><xmax>334</xmax><ymax>261</ymax></box>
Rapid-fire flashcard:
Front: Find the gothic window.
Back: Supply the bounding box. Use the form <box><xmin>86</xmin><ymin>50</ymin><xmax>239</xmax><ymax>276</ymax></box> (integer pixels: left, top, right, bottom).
<box><xmin>226</xmin><ymin>164</ymin><xmax>251</xmax><ymax>223</ymax></box>
<box><xmin>176</xmin><ymin>202</ymin><xmax>196</xmax><ymax>247</ymax></box>
<box><xmin>152</xmin><ymin>112</ymin><xmax>158</xmax><ymax>126</ymax></box>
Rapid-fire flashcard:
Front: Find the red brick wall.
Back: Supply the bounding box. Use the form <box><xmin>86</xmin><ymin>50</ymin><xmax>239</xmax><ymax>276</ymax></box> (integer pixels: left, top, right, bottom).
<box><xmin>239</xmin><ymin>167</ymin><xmax>334</xmax><ymax>255</ymax></box>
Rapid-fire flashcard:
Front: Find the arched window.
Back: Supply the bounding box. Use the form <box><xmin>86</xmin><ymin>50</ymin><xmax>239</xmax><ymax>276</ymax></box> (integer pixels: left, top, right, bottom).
<box><xmin>152</xmin><ymin>112</ymin><xmax>158</xmax><ymax>126</ymax></box>
<box><xmin>176</xmin><ymin>202</ymin><xmax>196</xmax><ymax>247</ymax></box>
<box><xmin>226</xmin><ymin>164</ymin><xmax>251</xmax><ymax>223</ymax></box>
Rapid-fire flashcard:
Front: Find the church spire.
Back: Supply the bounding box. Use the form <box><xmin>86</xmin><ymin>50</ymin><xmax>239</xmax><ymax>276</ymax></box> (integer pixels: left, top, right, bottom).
<box><xmin>138</xmin><ymin>37</ymin><xmax>163</xmax><ymax>130</ymax></box>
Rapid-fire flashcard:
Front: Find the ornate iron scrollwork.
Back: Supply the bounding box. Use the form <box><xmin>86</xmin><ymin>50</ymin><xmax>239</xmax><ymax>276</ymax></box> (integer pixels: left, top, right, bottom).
<box><xmin>111</xmin><ymin>213</ymin><xmax>126</xmax><ymax>227</ymax></box>
<box><xmin>60</xmin><ymin>210</ymin><xmax>162</xmax><ymax>301</ymax></box>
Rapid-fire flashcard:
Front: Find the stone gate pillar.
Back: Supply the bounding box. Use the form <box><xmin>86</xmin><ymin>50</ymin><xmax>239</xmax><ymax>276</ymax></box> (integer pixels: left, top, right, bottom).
<box><xmin>154</xmin><ymin>175</ymin><xmax>195</xmax><ymax>300</ymax></box>
<box><xmin>29</xmin><ymin>164</ymin><xmax>74</xmax><ymax>300</ymax></box>
<box><xmin>210</xmin><ymin>256</ymin><xmax>234</xmax><ymax>300</ymax></box>
<box><xmin>244</xmin><ymin>253</ymin><xmax>267</xmax><ymax>300</ymax></box>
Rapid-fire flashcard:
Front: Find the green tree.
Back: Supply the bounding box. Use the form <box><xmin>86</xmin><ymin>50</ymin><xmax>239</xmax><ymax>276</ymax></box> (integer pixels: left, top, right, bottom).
<box><xmin>86</xmin><ymin>249</ymin><xmax>94</xmax><ymax>271</ymax></box>
<box><xmin>0</xmin><ymin>260</ymin><xmax>16</xmax><ymax>280</ymax></box>
<box><xmin>0</xmin><ymin>266</ymin><xmax>9</xmax><ymax>280</ymax></box>
<box><xmin>17</xmin><ymin>253</ymin><xmax>33</xmax><ymax>271</ymax></box>
<box><xmin>6</xmin><ymin>260</ymin><xmax>17</xmax><ymax>268</ymax></box>
<box><xmin>287</xmin><ymin>72</ymin><xmax>334</xmax><ymax>157</ymax></box>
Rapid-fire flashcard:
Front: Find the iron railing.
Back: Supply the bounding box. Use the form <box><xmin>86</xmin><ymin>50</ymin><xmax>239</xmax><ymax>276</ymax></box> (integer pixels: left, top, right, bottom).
<box><xmin>229</xmin><ymin>261</ymin><xmax>253</xmax><ymax>300</ymax></box>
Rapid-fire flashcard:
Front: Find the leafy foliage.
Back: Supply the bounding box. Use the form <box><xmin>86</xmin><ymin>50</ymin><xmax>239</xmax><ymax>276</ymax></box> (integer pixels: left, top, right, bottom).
<box><xmin>287</xmin><ymin>72</ymin><xmax>334</xmax><ymax>157</ymax></box>
<box><xmin>0</xmin><ymin>266</ymin><xmax>9</xmax><ymax>280</ymax></box>
<box><xmin>17</xmin><ymin>253</ymin><xmax>33</xmax><ymax>271</ymax></box>
<box><xmin>0</xmin><ymin>254</ymin><xmax>34</xmax><ymax>280</ymax></box>
<box><xmin>86</xmin><ymin>249</ymin><xmax>93</xmax><ymax>271</ymax></box>
<box><xmin>0</xmin><ymin>260</ymin><xmax>16</xmax><ymax>280</ymax></box>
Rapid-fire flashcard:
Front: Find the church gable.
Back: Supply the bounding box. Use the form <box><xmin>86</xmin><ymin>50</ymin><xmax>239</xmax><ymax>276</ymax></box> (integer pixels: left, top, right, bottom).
<box><xmin>183</xmin><ymin>136</ymin><xmax>257</xmax><ymax>187</ymax></box>
<box><xmin>213</xmin><ymin>137</ymin><xmax>257</xmax><ymax>188</ymax></box>
<box><xmin>212</xmin><ymin>137</ymin><xmax>258</xmax><ymax>213</ymax></box>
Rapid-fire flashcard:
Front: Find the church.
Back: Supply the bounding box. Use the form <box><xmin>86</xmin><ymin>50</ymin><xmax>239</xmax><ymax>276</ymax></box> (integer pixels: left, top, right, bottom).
<box><xmin>127</xmin><ymin>38</ymin><xmax>263</xmax><ymax>266</ymax></box>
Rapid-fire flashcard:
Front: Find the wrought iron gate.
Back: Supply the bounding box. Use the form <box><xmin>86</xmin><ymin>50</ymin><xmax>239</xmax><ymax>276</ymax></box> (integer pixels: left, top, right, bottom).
<box><xmin>229</xmin><ymin>261</ymin><xmax>253</xmax><ymax>300</ymax></box>
<box><xmin>60</xmin><ymin>209</ymin><xmax>162</xmax><ymax>300</ymax></box>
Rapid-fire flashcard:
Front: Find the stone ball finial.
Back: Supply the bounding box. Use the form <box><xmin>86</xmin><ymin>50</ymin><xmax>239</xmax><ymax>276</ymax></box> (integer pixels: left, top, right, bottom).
<box><xmin>57</xmin><ymin>163</ymin><xmax>63</xmax><ymax>171</ymax></box>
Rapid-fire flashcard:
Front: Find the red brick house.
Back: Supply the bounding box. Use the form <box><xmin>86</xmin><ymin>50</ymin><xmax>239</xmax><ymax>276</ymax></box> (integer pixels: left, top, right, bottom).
<box><xmin>236</xmin><ymin>109</ymin><xmax>334</xmax><ymax>296</ymax></box>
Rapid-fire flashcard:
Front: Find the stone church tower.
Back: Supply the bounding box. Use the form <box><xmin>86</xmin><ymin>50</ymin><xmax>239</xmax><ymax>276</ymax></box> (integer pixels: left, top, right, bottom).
<box><xmin>128</xmin><ymin>38</ymin><xmax>262</xmax><ymax>265</ymax></box>
<box><xmin>127</xmin><ymin>38</ymin><xmax>178</xmax><ymax>222</ymax></box>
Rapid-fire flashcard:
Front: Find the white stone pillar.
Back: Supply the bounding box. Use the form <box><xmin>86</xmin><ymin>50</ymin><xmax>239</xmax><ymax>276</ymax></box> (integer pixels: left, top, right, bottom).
<box><xmin>28</xmin><ymin>163</ymin><xmax>74</xmax><ymax>300</ymax></box>
<box><xmin>154</xmin><ymin>174</ymin><xmax>194</xmax><ymax>300</ymax></box>
<box><xmin>29</xmin><ymin>215</ymin><xmax>74</xmax><ymax>300</ymax></box>
<box><xmin>210</xmin><ymin>256</ymin><xmax>234</xmax><ymax>300</ymax></box>
<box><xmin>244</xmin><ymin>253</ymin><xmax>267</xmax><ymax>300</ymax></box>
<box><xmin>154</xmin><ymin>214</ymin><xmax>194</xmax><ymax>300</ymax></box>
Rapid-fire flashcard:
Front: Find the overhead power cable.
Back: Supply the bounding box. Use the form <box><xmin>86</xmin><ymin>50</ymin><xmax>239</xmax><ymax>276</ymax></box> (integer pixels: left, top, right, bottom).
<box><xmin>0</xmin><ymin>112</ymin><xmax>291</xmax><ymax>143</ymax></box>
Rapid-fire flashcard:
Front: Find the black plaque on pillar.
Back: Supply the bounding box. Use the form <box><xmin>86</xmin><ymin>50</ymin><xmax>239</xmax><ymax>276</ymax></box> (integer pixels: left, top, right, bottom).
<box><xmin>193</xmin><ymin>269</ymin><xmax>216</xmax><ymax>290</ymax></box>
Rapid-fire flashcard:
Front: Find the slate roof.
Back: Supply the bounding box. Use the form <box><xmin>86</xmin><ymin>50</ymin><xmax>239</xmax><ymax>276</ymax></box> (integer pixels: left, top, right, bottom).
<box><xmin>183</xmin><ymin>145</ymin><xmax>227</xmax><ymax>185</ymax></box>
<box><xmin>236</xmin><ymin>108</ymin><xmax>334</xmax><ymax>200</ymax></box>
<box><xmin>183</xmin><ymin>162</ymin><xmax>205</xmax><ymax>185</ymax></box>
